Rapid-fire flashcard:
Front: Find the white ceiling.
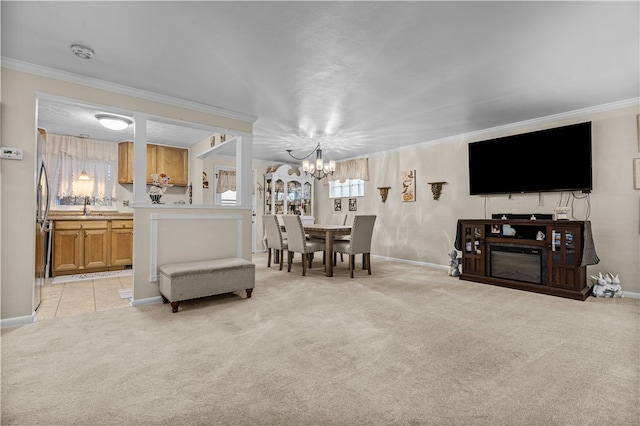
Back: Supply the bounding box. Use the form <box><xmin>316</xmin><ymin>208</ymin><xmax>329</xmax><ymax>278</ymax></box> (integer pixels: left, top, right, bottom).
<box><xmin>2</xmin><ymin>1</ymin><xmax>638</xmax><ymax>163</ymax></box>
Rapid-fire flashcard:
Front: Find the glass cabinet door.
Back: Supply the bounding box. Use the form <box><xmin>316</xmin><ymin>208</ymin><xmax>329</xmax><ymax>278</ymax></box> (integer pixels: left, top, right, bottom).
<box><xmin>302</xmin><ymin>182</ymin><xmax>312</xmax><ymax>216</ymax></box>
<box><xmin>286</xmin><ymin>180</ymin><xmax>302</xmax><ymax>214</ymax></box>
<box><xmin>274</xmin><ymin>179</ymin><xmax>285</xmax><ymax>214</ymax></box>
<box><xmin>551</xmin><ymin>228</ymin><xmax>577</xmax><ymax>266</ymax></box>
<box><xmin>264</xmin><ymin>178</ymin><xmax>273</xmax><ymax>214</ymax></box>
<box><xmin>462</xmin><ymin>222</ymin><xmax>484</xmax><ymax>276</ymax></box>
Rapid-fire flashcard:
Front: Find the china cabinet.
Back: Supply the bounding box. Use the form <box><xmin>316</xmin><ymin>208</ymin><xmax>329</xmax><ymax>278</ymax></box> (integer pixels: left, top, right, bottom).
<box><xmin>264</xmin><ymin>165</ymin><xmax>314</xmax><ymax>224</ymax></box>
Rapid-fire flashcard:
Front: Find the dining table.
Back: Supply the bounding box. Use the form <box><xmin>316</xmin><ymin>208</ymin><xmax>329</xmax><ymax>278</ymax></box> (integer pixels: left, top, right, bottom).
<box><xmin>303</xmin><ymin>224</ymin><xmax>352</xmax><ymax>277</ymax></box>
<box><xmin>280</xmin><ymin>223</ymin><xmax>352</xmax><ymax>277</ymax></box>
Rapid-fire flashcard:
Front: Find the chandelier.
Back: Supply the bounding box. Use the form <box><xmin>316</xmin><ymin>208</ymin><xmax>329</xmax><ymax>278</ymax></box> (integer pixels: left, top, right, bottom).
<box><xmin>286</xmin><ymin>143</ymin><xmax>336</xmax><ymax>180</ymax></box>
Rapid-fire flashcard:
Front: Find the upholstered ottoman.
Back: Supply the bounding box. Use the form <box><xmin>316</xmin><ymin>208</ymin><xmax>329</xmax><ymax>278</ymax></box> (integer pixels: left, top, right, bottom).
<box><xmin>159</xmin><ymin>258</ymin><xmax>255</xmax><ymax>313</ymax></box>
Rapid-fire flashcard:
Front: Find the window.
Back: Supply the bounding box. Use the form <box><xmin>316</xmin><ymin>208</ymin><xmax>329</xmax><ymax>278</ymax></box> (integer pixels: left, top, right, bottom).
<box><xmin>45</xmin><ymin>134</ymin><xmax>118</xmax><ymax>207</ymax></box>
<box><xmin>329</xmin><ymin>179</ymin><xmax>364</xmax><ymax>198</ymax></box>
<box><xmin>214</xmin><ymin>167</ymin><xmax>257</xmax><ymax>205</ymax></box>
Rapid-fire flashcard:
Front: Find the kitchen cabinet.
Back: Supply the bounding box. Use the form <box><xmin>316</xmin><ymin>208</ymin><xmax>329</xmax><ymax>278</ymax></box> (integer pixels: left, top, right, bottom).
<box><xmin>52</xmin><ymin>220</ymin><xmax>109</xmax><ymax>275</ymax></box>
<box><xmin>264</xmin><ymin>164</ymin><xmax>314</xmax><ymax>224</ymax></box>
<box><xmin>110</xmin><ymin>220</ymin><xmax>134</xmax><ymax>267</ymax></box>
<box><xmin>51</xmin><ymin>218</ymin><xmax>134</xmax><ymax>276</ymax></box>
<box><xmin>118</xmin><ymin>141</ymin><xmax>188</xmax><ymax>186</ymax></box>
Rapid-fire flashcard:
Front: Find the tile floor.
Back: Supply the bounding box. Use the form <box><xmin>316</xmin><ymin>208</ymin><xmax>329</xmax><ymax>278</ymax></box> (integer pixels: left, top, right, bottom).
<box><xmin>37</xmin><ymin>275</ymin><xmax>133</xmax><ymax>320</ymax></box>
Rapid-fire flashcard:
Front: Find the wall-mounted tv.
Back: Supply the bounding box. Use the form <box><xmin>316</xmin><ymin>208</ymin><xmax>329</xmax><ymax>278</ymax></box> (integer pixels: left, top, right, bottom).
<box><xmin>468</xmin><ymin>122</ymin><xmax>592</xmax><ymax>195</ymax></box>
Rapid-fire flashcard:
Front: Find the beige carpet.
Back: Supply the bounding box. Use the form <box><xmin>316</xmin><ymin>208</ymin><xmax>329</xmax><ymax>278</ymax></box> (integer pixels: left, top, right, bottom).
<box><xmin>2</xmin><ymin>253</ymin><xmax>639</xmax><ymax>425</ymax></box>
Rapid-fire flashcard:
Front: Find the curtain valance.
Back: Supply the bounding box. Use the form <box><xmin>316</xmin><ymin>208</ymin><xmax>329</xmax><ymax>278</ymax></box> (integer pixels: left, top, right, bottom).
<box><xmin>216</xmin><ymin>170</ymin><xmax>237</xmax><ymax>193</ymax></box>
<box><xmin>331</xmin><ymin>157</ymin><xmax>369</xmax><ymax>183</ymax></box>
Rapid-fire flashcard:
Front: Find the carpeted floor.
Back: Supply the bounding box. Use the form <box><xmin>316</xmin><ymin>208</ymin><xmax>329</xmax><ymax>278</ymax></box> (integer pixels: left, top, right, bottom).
<box><xmin>2</xmin><ymin>253</ymin><xmax>639</xmax><ymax>425</ymax></box>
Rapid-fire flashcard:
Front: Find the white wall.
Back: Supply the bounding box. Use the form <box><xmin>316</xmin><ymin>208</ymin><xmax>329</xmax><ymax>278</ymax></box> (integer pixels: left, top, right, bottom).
<box><xmin>315</xmin><ymin>104</ymin><xmax>640</xmax><ymax>294</ymax></box>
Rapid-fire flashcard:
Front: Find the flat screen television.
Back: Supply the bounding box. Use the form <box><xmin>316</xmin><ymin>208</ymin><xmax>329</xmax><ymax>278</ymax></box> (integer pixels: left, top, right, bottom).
<box><xmin>468</xmin><ymin>122</ymin><xmax>592</xmax><ymax>195</ymax></box>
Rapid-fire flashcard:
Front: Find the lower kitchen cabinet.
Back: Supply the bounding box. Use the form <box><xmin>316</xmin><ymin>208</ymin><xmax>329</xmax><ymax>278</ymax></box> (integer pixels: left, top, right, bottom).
<box><xmin>52</xmin><ymin>219</ymin><xmax>133</xmax><ymax>276</ymax></box>
<box><xmin>110</xmin><ymin>220</ymin><xmax>134</xmax><ymax>267</ymax></box>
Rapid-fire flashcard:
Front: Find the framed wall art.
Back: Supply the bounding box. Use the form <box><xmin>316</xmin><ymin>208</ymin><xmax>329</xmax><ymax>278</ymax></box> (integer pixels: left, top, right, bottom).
<box><xmin>334</xmin><ymin>199</ymin><xmax>342</xmax><ymax>211</ymax></box>
<box><xmin>401</xmin><ymin>169</ymin><xmax>416</xmax><ymax>202</ymax></box>
<box><xmin>349</xmin><ymin>198</ymin><xmax>357</xmax><ymax>211</ymax></box>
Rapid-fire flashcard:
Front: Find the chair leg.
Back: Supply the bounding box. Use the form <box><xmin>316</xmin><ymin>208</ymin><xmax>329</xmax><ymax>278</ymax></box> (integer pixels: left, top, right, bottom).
<box><xmin>279</xmin><ymin>250</ymin><xmax>284</xmax><ymax>270</ymax></box>
<box><xmin>287</xmin><ymin>251</ymin><xmax>293</xmax><ymax>272</ymax></box>
<box><xmin>340</xmin><ymin>253</ymin><xmax>344</xmax><ymax>263</ymax></box>
<box><xmin>267</xmin><ymin>248</ymin><xmax>272</xmax><ymax>268</ymax></box>
<box><xmin>367</xmin><ymin>253</ymin><xmax>372</xmax><ymax>275</ymax></box>
<box><xmin>302</xmin><ymin>253</ymin><xmax>307</xmax><ymax>276</ymax></box>
<box><xmin>349</xmin><ymin>254</ymin><xmax>355</xmax><ymax>278</ymax></box>
<box><xmin>333</xmin><ymin>252</ymin><xmax>337</xmax><ymax>266</ymax></box>
<box><xmin>308</xmin><ymin>253</ymin><xmax>313</xmax><ymax>269</ymax></box>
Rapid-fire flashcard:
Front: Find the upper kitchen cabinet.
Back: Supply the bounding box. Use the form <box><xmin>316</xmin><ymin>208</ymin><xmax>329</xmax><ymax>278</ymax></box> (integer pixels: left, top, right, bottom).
<box><xmin>118</xmin><ymin>141</ymin><xmax>188</xmax><ymax>186</ymax></box>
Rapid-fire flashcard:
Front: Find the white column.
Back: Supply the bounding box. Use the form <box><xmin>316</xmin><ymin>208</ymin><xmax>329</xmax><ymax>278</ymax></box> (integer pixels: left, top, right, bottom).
<box><xmin>235</xmin><ymin>135</ymin><xmax>253</xmax><ymax>207</ymax></box>
<box><xmin>133</xmin><ymin>115</ymin><xmax>148</xmax><ymax>204</ymax></box>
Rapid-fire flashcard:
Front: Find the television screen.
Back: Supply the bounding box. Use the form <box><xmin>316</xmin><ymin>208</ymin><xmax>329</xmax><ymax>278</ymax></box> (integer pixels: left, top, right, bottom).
<box><xmin>468</xmin><ymin>122</ymin><xmax>592</xmax><ymax>195</ymax></box>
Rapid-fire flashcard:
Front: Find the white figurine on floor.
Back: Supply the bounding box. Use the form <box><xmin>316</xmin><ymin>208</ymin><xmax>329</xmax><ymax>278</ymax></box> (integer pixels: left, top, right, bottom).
<box><xmin>448</xmin><ymin>249</ymin><xmax>461</xmax><ymax>277</ymax></box>
<box><xmin>590</xmin><ymin>272</ymin><xmax>623</xmax><ymax>297</ymax></box>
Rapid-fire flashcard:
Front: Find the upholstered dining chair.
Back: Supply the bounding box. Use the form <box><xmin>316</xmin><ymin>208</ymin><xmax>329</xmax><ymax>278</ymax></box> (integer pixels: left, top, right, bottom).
<box><xmin>263</xmin><ymin>214</ymin><xmax>288</xmax><ymax>270</ymax></box>
<box><xmin>333</xmin><ymin>215</ymin><xmax>377</xmax><ymax>278</ymax></box>
<box><xmin>282</xmin><ymin>214</ymin><xmax>326</xmax><ymax>276</ymax></box>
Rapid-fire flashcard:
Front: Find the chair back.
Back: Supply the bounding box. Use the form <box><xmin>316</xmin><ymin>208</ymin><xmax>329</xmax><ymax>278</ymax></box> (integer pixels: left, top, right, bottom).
<box><xmin>282</xmin><ymin>214</ymin><xmax>307</xmax><ymax>253</ymax></box>
<box><xmin>263</xmin><ymin>215</ymin><xmax>286</xmax><ymax>250</ymax></box>
<box><xmin>330</xmin><ymin>213</ymin><xmax>348</xmax><ymax>225</ymax></box>
<box><xmin>348</xmin><ymin>215</ymin><xmax>377</xmax><ymax>254</ymax></box>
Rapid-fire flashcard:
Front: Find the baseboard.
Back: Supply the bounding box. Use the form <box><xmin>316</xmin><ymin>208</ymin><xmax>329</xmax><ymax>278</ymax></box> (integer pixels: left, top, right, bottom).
<box><xmin>620</xmin><ymin>291</ymin><xmax>640</xmax><ymax>299</ymax></box>
<box><xmin>0</xmin><ymin>312</ymin><xmax>37</xmax><ymax>329</ymax></box>
<box><xmin>129</xmin><ymin>296</ymin><xmax>164</xmax><ymax>307</ymax></box>
<box><xmin>372</xmin><ymin>254</ymin><xmax>449</xmax><ymax>271</ymax></box>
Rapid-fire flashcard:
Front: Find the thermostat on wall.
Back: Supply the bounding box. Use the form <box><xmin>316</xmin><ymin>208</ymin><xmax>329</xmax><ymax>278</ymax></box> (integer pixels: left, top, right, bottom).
<box><xmin>0</xmin><ymin>147</ymin><xmax>24</xmax><ymax>160</ymax></box>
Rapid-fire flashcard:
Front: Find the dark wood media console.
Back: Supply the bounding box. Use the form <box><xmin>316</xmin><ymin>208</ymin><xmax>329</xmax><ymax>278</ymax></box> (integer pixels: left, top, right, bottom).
<box><xmin>459</xmin><ymin>219</ymin><xmax>590</xmax><ymax>300</ymax></box>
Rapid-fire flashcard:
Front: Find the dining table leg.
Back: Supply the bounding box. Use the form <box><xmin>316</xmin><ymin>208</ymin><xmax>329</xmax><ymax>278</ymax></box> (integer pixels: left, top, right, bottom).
<box><xmin>324</xmin><ymin>230</ymin><xmax>334</xmax><ymax>277</ymax></box>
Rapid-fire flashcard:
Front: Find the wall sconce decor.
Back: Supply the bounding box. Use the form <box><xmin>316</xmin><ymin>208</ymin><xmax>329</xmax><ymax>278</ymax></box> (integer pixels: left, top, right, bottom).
<box><xmin>377</xmin><ymin>187</ymin><xmax>391</xmax><ymax>203</ymax></box>
<box><xmin>427</xmin><ymin>181</ymin><xmax>447</xmax><ymax>200</ymax></box>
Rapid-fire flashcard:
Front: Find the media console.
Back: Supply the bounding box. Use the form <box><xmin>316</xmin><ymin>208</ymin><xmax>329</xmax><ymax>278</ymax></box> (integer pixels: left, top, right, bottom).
<box><xmin>459</xmin><ymin>219</ymin><xmax>590</xmax><ymax>300</ymax></box>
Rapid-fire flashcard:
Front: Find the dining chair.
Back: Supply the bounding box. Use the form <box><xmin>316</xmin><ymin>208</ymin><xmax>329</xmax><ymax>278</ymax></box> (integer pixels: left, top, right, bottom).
<box><xmin>333</xmin><ymin>215</ymin><xmax>377</xmax><ymax>278</ymax></box>
<box><xmin>263</xmin><ymin>214</ymin><xmax>288</xmax><ymax>270</ymax></box>
<box><xmin>282</xmin><ymin>214</ymin><xmax>326</xmax><ymax>276</ymax></box>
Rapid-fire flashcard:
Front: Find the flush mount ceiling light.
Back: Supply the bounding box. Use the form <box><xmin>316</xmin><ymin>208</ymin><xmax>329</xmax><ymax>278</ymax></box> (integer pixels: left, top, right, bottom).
<box><xmin>95</xmin><ymin>114</ymin><xmax>133</xmax><ymax>131</ymax></box>
<box><xmin>70</xmin><ymin>44</ymin><xmax>94</xmax><ymax>60</ymax></box>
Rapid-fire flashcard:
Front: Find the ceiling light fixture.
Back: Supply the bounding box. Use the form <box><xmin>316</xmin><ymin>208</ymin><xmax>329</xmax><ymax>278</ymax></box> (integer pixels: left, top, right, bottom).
<box><xmin>70</xmin><ymin>44</ymin><xmax>94</xmax><ymax>60</ymax></box>
<box><xmin>95</xmin><ymin>114</ymin><xmax>133</xmax><ymax>131</ymax></box>
<box><xmin>286</xmin><ymin>142</ymin><xmax>335</xmax><ymax>181</ymax></box>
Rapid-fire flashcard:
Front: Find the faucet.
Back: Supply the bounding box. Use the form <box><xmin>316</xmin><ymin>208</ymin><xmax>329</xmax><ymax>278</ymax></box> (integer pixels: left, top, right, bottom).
<box><xmin>83</xmin><ymin>196</ymin><xmax>90</xmax><ymax>215</ymax></box>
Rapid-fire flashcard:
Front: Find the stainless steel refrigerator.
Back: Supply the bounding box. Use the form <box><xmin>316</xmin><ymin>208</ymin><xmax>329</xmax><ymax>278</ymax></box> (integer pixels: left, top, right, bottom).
<box><xmin>34</xmin><ymin>130</ymin><xmax>51</xmax><ymax>311</ymax></box>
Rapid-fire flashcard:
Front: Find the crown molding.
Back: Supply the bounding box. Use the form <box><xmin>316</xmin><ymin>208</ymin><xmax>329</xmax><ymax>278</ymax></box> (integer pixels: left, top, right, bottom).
<box><xmin>372</xmin><ymin>97</ymin><xmax>640</xmax><ymax>159</ymax></box>
<box><xmin>1</xmin><ymin>57</ymin><xmax>258</xmax><ymax>124</ymax></box>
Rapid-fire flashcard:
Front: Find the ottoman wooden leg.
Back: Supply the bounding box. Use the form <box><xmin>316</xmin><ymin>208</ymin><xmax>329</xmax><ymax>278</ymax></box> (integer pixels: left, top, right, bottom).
<box><xmin>170</xmin><ymin>301</ymin><xmax>180</xmax><ymax>313</ymax></box>
<box><xmin>246</xmin><ymin>288</ymin><xmax>253</xmax><ymax>298</ymax></box>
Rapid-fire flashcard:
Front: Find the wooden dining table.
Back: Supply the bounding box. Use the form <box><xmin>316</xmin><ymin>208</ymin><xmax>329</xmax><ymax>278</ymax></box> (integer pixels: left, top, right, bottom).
<box><xmin>280</xmin><ymin>223</ymin><xmax>352</xmax><ymax>277</ymax></box>
<box><xmin>303</xmin><ymin>224</ymin><xmax>352</xmax><ymax>277</ymax></box>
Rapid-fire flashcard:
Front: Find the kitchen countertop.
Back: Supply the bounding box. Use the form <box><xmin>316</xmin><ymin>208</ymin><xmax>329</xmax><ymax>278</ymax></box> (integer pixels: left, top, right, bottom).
<box><xmin>48</xmin><ymin>211</ymin><xmax>133</xmax><ymax>221</ymax></box>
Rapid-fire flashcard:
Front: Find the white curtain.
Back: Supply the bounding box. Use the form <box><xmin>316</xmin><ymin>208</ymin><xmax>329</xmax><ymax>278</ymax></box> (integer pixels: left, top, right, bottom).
<box><xmin>331</xmin><ymin>157</ymin><xmax>370</xmax><ymax>183</ymax></box>
<box><xmin>45</xmin><ymin>134</ymin><xmax>118</xmax><ymax>204</ymax></box>
<box><xmin>216</xmin><ymin>170</ymin><xmax>236</xmax><ymax>193</ymax></box>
